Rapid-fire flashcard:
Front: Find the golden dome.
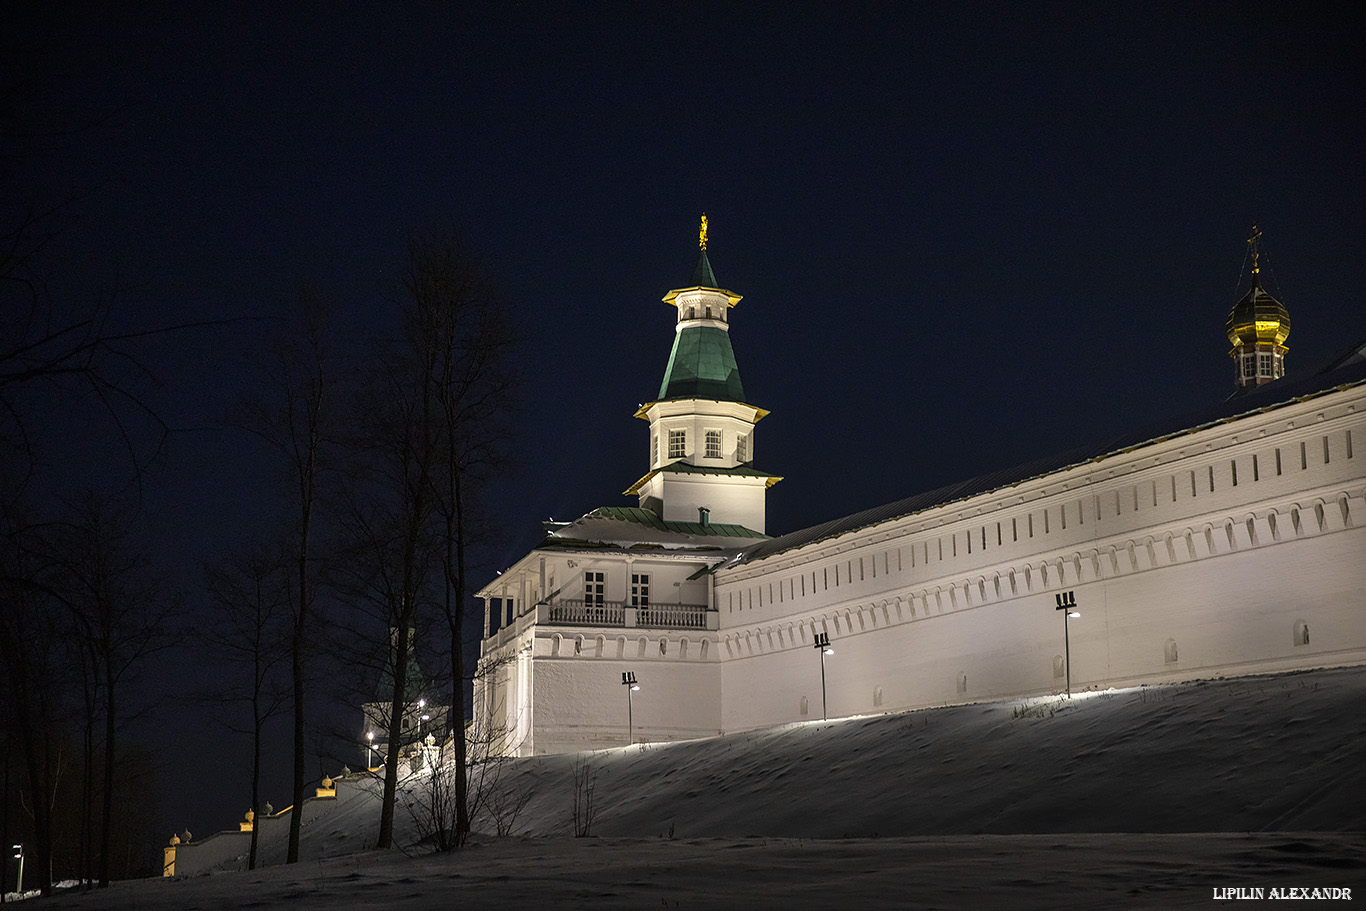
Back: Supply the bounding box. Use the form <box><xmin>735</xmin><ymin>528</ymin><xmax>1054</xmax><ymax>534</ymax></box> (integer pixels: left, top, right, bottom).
<box><xmin>1226</xmin><ymin>227</ymin><xmax>1289</xmax><ymax>350</ymax></box>
<box><xmin>1226</xmin><ymin>274</ymin><xmax>1290</xmax><ymax>348</ymax></box>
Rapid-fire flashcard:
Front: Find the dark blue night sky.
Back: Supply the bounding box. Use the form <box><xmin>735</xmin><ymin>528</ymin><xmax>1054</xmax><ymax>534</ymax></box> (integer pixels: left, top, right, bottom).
<box><xmin>7</xmin><ymin>1</ymin><xmax>1363</xmax><ymax>833</ymax></box>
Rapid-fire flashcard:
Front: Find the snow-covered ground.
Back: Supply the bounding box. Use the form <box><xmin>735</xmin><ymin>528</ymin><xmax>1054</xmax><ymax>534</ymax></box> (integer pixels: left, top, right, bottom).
<box><xmin>25</xmin><ymin>666</ymin><xmax>1366</xmax><ymax>908</ymax></box>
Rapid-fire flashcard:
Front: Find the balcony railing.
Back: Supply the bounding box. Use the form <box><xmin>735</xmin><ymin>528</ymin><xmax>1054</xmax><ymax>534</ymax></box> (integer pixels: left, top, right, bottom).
<box><xmin>547</xmin><ymin>599</ymin><xmax>625</xmax><ymax>627</ymax></box>
<box><xmin>544</xmin><ymin>599</ymin><xmax>712</xmax><ymax>630</ymax></box>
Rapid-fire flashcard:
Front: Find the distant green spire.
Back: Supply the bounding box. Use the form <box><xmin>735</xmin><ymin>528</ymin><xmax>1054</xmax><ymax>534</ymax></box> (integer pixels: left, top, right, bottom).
<box><xmin>374</xmin><ymin>631</ymin><xmax>426</xmax><ymax>703</ymax></box>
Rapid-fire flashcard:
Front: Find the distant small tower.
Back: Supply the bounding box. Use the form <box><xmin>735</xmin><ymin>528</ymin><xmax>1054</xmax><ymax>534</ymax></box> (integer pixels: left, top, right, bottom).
<box><xmin>1226</xmin><ymin>225</ymin><xmax>1290</xmax><ymax>391</ymax></box>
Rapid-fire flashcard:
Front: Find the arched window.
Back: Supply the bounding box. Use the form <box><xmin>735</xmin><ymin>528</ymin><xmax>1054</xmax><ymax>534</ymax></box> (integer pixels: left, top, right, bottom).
<box><xmin>1164</xmin><ymin>638</ymin><xmax>1178</xmax><ymax>664</ymax></box>
<box><xmin>1053</xmin><ymin>655</ymin><xmax>1065</xmax><ymax>679</ymax></box>
<box><xmin>1294</xmin><ymin>620</ymin><xmax>1310</xmax><ymax>647</ymax></box>
<box><xmin>873</xmin><ymin>686</ymin><xmax>884</xmax><ymax>708</ymax></box>
<box><xmin>799</xmin><ymin>696</ymin><xmax>809</xmax><ymax>717</ymax></box>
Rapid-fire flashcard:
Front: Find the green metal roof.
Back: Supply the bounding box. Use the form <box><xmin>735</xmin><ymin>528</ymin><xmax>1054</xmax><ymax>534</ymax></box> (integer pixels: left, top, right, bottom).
<box><xmin>658</xmin><ymin>325</ymin><xmax>745</xmax><ymax>402</ymax></box>
<box><xmin>375</xmin><ymin>647</ymin><xmax>427</xmax><ymax>704</ymax></box>
<box><xmin>586</xmin><ymin>505</ymin><xmax>768</xmax><ymax>539</ymax></box>
<box><xmin>691</xmin><ymin>248</ymin><xmax>718</xmax><ymax>288</ymax></box>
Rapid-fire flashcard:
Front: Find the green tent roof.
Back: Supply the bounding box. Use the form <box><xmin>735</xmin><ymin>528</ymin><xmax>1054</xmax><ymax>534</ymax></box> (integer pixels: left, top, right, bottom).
<box><xmin>375</xmin><ymin>645</ymin><xmax>426</xmax><ymax>704</ymax></box>
<box><xmin>691</xmin><ymin>247</ymin><xmax>718</xmax><ymax>288</ymax></box>
<box><xmin>658</xmin><ymin>325</ymin><xmax>745</xmax><ymax>402</ymax></box>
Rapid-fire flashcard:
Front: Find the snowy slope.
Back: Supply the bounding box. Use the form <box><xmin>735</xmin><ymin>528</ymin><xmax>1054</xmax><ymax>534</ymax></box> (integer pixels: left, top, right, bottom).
<box><xmin>497</xmin><ymin>666</ymin><xmax>1366</xmax><ymax>838</ymax></box>
<box><xmin>23</xmin><ymin>666</ymin><xmax>1366</xmax><ymax>909</ymax></box>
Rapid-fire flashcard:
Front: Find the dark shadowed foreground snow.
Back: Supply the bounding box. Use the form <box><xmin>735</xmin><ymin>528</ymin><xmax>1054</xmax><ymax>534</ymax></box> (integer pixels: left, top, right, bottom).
<box><xmin>25</xmin><ymin>667</ymin><xmax>1366</xmax><ymax>908</ymax></box>
<box><xmin>30</xmin><ymin>833</ymin><xmax>1366</xmax><ymax>910</ymax></box>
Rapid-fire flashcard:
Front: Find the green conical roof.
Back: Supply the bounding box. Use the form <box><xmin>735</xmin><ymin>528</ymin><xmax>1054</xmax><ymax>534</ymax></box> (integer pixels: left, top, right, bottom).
<box><xmin>658</xmin><ymin>325</ymin><xmax>745</xmax><ymax>402</ymax></box>
<box><xmin>691</xmin><ymin>248</ymin><xmax>718</xmax><ymax>288</ymax></box>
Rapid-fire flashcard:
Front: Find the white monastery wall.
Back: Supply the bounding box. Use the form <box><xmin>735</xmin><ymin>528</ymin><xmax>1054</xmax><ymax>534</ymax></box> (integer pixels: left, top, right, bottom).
<box><xmin>528</xmin><ymin>653</ymin><xmax>721</xmax><ymax>755</ymax></box>
<box><xmin>714</xmin><ymin>391</ymin><xmax>1366</xmax><ymax>733</ymax></box>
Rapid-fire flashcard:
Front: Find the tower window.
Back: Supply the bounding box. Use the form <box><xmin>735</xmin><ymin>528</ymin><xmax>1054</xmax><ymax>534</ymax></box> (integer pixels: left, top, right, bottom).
<box><xmin>1243</xmin><ymin>356</ymin><xmax>1257</xmax><ymax>378</ymax></box>
<box><xmin>736</xmin><ymin>433</ymin><xmax>749</xmax><ymax>462</ymax></box>
<box><xmin>668</xmin><ymin>429</ymin><xmax>686</xmax><ymax>459</ymax></box>
<box><xmin>1258</xmin><ymin>353</ymin><xmax>1273</xmax><ymax>376</ymax></box>
<box><xmin>704</xmin><ymin>429</ymin><xmax>722</xmax><ymax>459</ymax></box>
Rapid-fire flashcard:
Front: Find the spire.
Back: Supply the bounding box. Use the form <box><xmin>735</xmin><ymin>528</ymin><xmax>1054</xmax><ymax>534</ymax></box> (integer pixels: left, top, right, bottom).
<box><xmin>657</xmin><ymin>215</ymin><xmax>746</xmax><ymax>402</ymax></box>
<box><xmin>691</xmin><ymin>213</ymin><xmax>719</xmax><ymax>288</ymax></box>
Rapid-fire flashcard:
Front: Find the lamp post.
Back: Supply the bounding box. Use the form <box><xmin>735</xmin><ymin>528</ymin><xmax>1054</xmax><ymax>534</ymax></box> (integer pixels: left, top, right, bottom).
<box><xmin>366</xmin><ymin>731</ymin><xmax>377</xmax><ymax>769</ymax></box>
<box><xmin>418</xmin><ymin>698</ymin><xmax>427</xmax><ymax>740</ymax></box>
<box><xmin>813</xmin><ymin>632</ymin><xmax>834</xmax><ymax>720</ymax></box>
<box><xmin>621</xmin><ymin>671</ymin><xmax>640</xmax><ymax>745</ymax></box>
<box><xmin>1055</xmin><ymin>591</ymin><xmax>1081</xmax><ymax>697</ymax></box>
<box><xmin>12</xmin><ymin>843</ymin><xmax>22</xmax><ymax>895</ymax></box>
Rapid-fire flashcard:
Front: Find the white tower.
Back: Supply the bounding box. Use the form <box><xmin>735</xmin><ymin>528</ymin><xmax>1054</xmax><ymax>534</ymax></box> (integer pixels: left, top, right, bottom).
<box><xmin>626</xmin><ymin>217</ymin><xmax>780</xmax><ymax>532</ymax></box>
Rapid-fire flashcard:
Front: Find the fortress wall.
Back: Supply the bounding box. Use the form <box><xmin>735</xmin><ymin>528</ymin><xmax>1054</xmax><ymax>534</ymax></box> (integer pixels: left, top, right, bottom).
<box><xmin>716</xmin><ymin>389</ymin><xmax>1366</xmax><ymax>732</ymax></box>
<box><xmin>526</xmin><ymin>650</ymin><xmax>722</xmax><ymax>755</ymax></box>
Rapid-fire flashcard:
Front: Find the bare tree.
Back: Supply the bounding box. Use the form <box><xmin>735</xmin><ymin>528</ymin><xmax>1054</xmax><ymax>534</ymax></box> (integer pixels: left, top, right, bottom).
<box><xmin>404</xmin><ymin>231</ymin><xmax>516</xmax><ymax>848</ymax></box>
<box><xmin>331</xmin><ymin>231</ymin><xmax>515</xmax><ymax>850</ymax></box>
<box><xmin>0</xmin><ymin>515</ymin><xmax>69</xmax><ymax>897</ymax></box>
<box><xmin>201</xmin><ymin>543</ymin><xmax>291</xmax><ymax>870</ymax></box>
<box><xmin>53</xmin><ymin>492</ymin><xmax>173</xmax><ymax>888</ymax></box>
<box><xmin>239</xmin><ymin>288</ymin><xmax>335</xmax><ymax>863</ymax></box>
<box><xmin>335</xmin><ymin>351</ymin><xmax>440</xmax><ymax>850</ymax></box>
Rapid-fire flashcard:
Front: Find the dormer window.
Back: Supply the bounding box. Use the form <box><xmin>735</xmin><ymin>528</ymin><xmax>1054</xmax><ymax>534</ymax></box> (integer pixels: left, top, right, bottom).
<box><xmin>668</xmin><ymin>429</ymin><xmax>686</xmax><ymax>459</ymax></box>
<box><xmin>737</xmin><ymin>433</ymin><xmax>750</xmax><ymax>463</ymax></box>
<box><xmin>705</xmin><ymin>429</ymin><xmax>722</xmax><ymax>459</ymax></box>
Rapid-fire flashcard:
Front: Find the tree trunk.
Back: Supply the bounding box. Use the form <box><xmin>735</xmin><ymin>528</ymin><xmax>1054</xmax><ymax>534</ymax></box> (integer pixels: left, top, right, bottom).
<box><xmin>99</xmin><ymin>665</ymin><xmax>114</xmax><ymax>887</ymax></box>
<box><xmin>375</xmin><ymin>623</ymin><xmax>411</xmax><ymax>849</ymax></box>
<box><xmin>450</xmin><ymin>468</ymin><xmax>470</xmax><ymax>845</ymax></box>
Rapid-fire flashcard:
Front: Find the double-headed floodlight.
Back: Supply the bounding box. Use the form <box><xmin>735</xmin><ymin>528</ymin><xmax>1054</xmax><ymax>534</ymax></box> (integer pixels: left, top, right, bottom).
<box><xmin>1054</xmin><ymin>591</ymin><xmax>1081</xmax><ymax>697</ymax></box>
<box><xmin>813</xmin><ymin>632</ymin><xmax>834</xmax><ymax>720</ymax></box>
<box><xmin>622</xmin><ymin>671</ymin><xmax>640</xmax><ymax>745</ymax></box>
<box><xmin>13</xmin><ymin>844</ymin><xmax>23</xmax><ymax>894</ymax></box>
